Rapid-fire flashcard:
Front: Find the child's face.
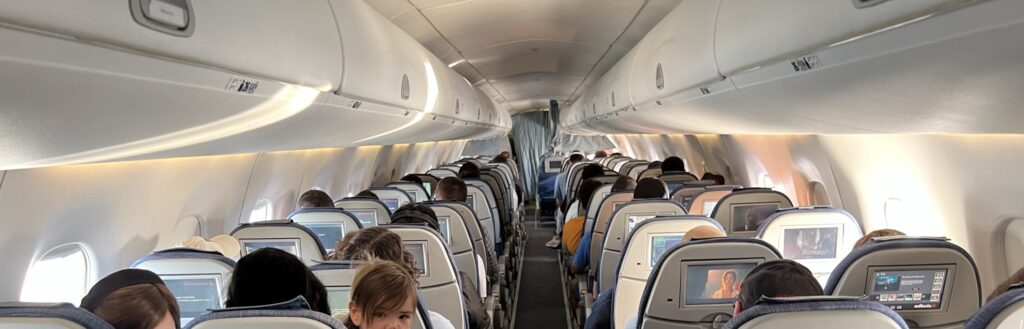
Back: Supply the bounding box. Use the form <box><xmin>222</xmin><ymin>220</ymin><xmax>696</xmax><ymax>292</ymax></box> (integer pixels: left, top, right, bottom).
<box><xmin>350</xmin><ymin>295</ymin><xmax>416</xmax><ymax>329</ymax></box>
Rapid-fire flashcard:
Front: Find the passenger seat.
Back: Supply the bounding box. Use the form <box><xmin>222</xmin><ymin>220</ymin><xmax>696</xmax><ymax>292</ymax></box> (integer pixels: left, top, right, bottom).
<box><xmin>183</xmin><ymin>296</ymin><xmax>342</xmax><ymax>329</ymax></box>
<box><xmin>965</xmin><ymin>284</ymin><xmax>1024</xmax><ymax>329</ymax></box>
<box><xmin>754</xmin><ymin>207</ymin><xmax>863</xmax><ymax>285</ymax></box>
<box><xmin>722</xmin><ymin>296</ymin><xmax>909</xmax><ymax>329</ymax></box>
<box><xmin>0</xmin><ymin>302</ymin><xmax>114</xmax><ymax>329</ymax></box>
<box><xmin>230</xmin><ymin>219</ymin><xmax>326</xmax><ymax>266</ymax></box>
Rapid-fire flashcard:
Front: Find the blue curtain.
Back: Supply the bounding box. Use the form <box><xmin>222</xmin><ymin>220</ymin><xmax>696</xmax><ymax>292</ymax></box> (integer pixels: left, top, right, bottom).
<box><xmin>510</xmin><ymin>111</ymin><xmax>554</xmax><ymax>201</ymax></box>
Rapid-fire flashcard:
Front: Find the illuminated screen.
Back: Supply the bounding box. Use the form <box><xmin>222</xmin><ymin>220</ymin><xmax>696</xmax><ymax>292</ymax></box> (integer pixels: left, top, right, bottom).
<box><xmin>466</xmin><ymin>195</ymin><xmax>476</xmax><ymax>210</ymax></box>
<box><xmin>437</xmin><ymin>216</ymin><xmax>451</xmax><ymax>244</ymax></box>
<box><xmin>381</xmin><ymin>198</ymin><xmax>400</xmax><ymax>212</ymax></box>
<box><xmin>649</xmin><ymin>235</ymin><xmax>684</xmax><ymax>267</ymax></box>
<box><xmin>303</xmin><ymin>223</ymin><xmax>344</xmax><ymax>253</ymax></box>
<box><xmin>613</xmin><ymin>202</ymin><xmax>627</xmax><ymax>212</ymax></box>
<box><xmin>327</xmin><ymin>287</ymin><xmax>351</xmax><ymax>318</ymax></box>
<box><xmin>731</xmin><ymin>203</ymin><xmax>779</xmax><ymax>232</ymax></box>
<box><xmin>684</xmin><ymin>263</ymin><xmax>757</xmax><ymax>305</ymax></box>
<box><xmin>241</xmin><ymin>239</ymin><xmax>299</xmax><ymax>257</ymax></box>
<box><xmin>422</xmin><ymin>182</ymin><xmax>432</xmax><ymax>195</ymax></box>
<box><xmin>869</xmin><ymin>269</ymin><xmax>947</xmax><ymax>311</ymax></box>
<box><xmin>626</xmin><ymin>214</ymin><xmax>657</xmax><ymax>233</ymax></box>
<box><xmin>349</xmin><ymin>210</ymin><xmax>378</xmax><ymax>228</ymax></box>
<box><xmin>680</xmin><ymin>196</ymin><xmax>696</xmax><ymax>211</ymax></box>
<box><xmin>549</xmin><ymin>160</ymin><xmax>563</xmax><ymax>169</ymax></box>
<box><xmin>404</xmin><ymin>242</ymin><xmax>429</xmax><ymax>276</ymax></box>
<box><xmin>703</xmin><ymin>201</ymin><xmax>718</xmax><ymax>216</ymax></box>
<box><xmin>667</xmin><ymin>183</ymin><xmax>683</xmax><ymax>192</ymax></box>
<box><xmin>782</xmin><ymin>227</ymin><xmax>839</xmax><ymax>260</ymax></box>
<box><xmin>163</xmin><ymin>275</ymin><xmax>221</xmax><ymax>325</ymax></box>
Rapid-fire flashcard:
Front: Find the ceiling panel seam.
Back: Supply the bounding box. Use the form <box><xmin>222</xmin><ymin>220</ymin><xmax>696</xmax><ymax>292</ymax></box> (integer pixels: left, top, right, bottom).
<box><xmin>404</xmin><ymin>0</ymin><xmax>513</xmax><ymax>108</ymax></box>
<box><xmin>566</xmin><ymin>0</ymin><xmax>651</xmax><ymax>104</ymax></box>
<box><xmin>466</xmin><ymin>39</ymin><xmax>607</xmax><ymax>53</ymax></box>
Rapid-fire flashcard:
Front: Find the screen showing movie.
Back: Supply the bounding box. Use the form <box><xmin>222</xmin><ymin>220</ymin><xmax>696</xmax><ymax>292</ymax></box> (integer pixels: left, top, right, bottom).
<box><xmin>869</xmin><ymin>269</ymin><xmax>947</xmax><ymax>311</ymax></box>
<box><xmin>241</xmin><ymin>239</ymin><xmax>299</xmax><ymax>257</ymax></box>
<box><xmin>303</xmin><ymin>223</ymin><xmax>344</xmax><ymax>253</ymax></box>
<box><xmin>731</xmin><ymin>203</ymin><xmax>779</xmax><ymax>232</ymax></box>
<box><xmin>422</xmin><ymin>182</ymin><xmax>432</xmax><ymax>195</ymax></box>
<box><xmin>683</xmin><ymin>263</ymin><xmax>758</xmax><ymax>305</ymax></box>
<box><xmin>627</xmin><ymin>214</ymin><xmax>657</xmax><ymax>233</ymax></box>
<box><xmin>702</xmin><ymin>200</ymin><xmax>718</xmax><ymax>216</ymax></box>
<box><xmin>403</xmin><ymin>242</ymin><xmax>429</xmax><ymax>276</ymax></box>
<box><xmin>349</xmin><ymin>209</ymin><xmax>378</xmax><ymax>228</ymax></box>
<box><xmin>782</xmin><ymin>227</ymin><xmax>839</xmax><ymax>260</ymax></box>
<box><xmin>437</xmin><ymin>216</ymin><xmax>451</xmax><ymax>244</ymax></box>
<box><xmin>163</xmin><ymin>275</ymin><xmax>221</xmax><ymax>325</ymax></box>
<box><xmin>466</xmin><ymin>194</ymin><xmax>476</xmax><ymax>210</ymax></box>
<box><xmin>649</xmin><ymin>235</ymin><xmax>684</xmax><ymax>267</ymax></box>
<box><xmin>549</xmin><ymin>160</ymin><xmax>563</xmax><ymax>170</ymax></box>
<box><xmin>327</xmin><ymin>287</ymin><xmax>351</xmax><ymax>318</ymax></box>
<box><xmin>381</xmin><ymin>197</ymin><xmax>400</xmax><ymax>212</ymax></box>
<box><xmin>680</xmin><ymin>196</ymin><xmax>696</xmax><ymax>211</ymax></box>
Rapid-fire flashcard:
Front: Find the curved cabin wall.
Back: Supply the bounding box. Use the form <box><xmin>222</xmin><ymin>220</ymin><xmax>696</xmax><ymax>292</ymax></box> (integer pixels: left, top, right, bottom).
<box><xmin>0</xmin><ymin>0</ymin><xmax>510</xmax><ymax>171</ymax></box>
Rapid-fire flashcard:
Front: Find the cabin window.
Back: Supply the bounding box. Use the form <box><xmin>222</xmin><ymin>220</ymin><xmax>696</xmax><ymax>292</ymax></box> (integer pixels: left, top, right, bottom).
<box><xmin>248</xmin><ymin>199</ymin><xmax>273</xmax><ymax>223</ymax></box>
<box><xmin>21</xmin><ymin>243</ymin><xmax>91</xmax><ymax>305</ymax></box>
<box><xmin>1005</xmin><ymin>218</ymin><xmax>1024</xmax><ymax>276</ymax></box>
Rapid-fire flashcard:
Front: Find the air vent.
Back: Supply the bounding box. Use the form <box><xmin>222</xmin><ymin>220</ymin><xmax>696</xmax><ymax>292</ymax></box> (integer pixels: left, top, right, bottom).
<box><xmin>401</xmin><ymin>74</ymin><xmax>411</xmax><ymax>100</ymax></box>
<box><xmin>853</xmin><ymin>0</ymin><xmax>891</xmax><ymax>9</ymax></box>
<box><xmin>655</xmin><ymin>63</ymin><xmax>665</xmax><ymax>90</ymax></box>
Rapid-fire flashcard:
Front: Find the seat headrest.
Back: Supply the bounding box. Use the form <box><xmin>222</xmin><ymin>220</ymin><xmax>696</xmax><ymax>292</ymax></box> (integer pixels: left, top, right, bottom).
<box><xmin>0</xmin><ymin>303</ymin><xmax>114</xmax><ymax>329</ymax></box>
<box><xmin>722</xmin><ymin>297</ymin><xmax>908</xmax><ymax>329</ymax></box>
<box><xmin>231</xmin><ymin>220</ymin><xmax>326</xmax><ymax>265</ymax></box>
<box><xmin>131</xmin><ymin>248</ymin><xmax>237</xmax><ymax>268</ymax></box>
<box><xmin>964</xmin><ymin>285</ymin><xmax>1024</xmax><ymax>329</ymax></box>
<box><xmin>186</xmin><ymin>297</ymin><xmax>341</xmax><ymax>329</ymax></box>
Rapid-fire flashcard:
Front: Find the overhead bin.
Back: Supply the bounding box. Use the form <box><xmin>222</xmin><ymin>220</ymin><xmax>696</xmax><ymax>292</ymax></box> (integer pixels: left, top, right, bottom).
<box><xmin>0</xmin><ymin>0</ymin><xmax>344</xmax><ymax>90</ymax></box>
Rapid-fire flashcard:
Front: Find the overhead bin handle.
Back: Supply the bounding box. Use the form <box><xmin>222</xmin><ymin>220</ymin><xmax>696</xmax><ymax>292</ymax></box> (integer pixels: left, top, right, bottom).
<box><xmin>852</xmin><ymin>0</ymin><xmax>892</xmax><ymax>9</ymax></box>
<box><xmin>130</xmin><ymin>0</ymin><xmax>195</xmax><ymax>37</ymax></box>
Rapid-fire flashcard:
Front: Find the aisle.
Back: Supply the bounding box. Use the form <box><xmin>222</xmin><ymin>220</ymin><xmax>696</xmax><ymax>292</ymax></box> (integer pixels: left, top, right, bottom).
<box><xmin>513</xmin><ymin>212</ymin><xmax>568</xmax><ymax>329</ymax></box>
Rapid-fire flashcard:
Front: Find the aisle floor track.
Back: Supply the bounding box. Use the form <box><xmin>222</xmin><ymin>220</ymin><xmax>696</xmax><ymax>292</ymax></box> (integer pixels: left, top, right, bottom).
<box><xmin>513</xmin><ymin>212</ymin><xmax>568</xmax><ymax>329</ymax></box>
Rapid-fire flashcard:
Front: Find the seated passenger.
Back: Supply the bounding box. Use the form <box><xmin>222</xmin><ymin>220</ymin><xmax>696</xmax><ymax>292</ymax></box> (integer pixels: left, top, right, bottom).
<box><xmin>298</xmin><ymin>189</ymin><xmax>334</xmax><ymax>208</ymax></box>
<box><xmin>81</xmin><ymin>269</ymin><xmax>180</xmax><ymax>329</ymax></box>
<box><xmin>734</xmin><ymin>259</ymin><xmax>824</xmax><ymax>315</ymax></box>
<box><xmin>499</xmin><ymin>151</ymin><xmax>512</xmax><ymax>159</ymax></box>
<box><xmin>345</xmin><ymin>261</ymin><xmax>418</xmax><ymax>329</ymax></box>
<box><xmin>647</xmin><ymin>161</ymin><xmax>662</xmax><ymax>169</ymax></box>
<box><xmin>356</xmin><ymin>189</ymin><xmax>379</xmax><ymax>200</ymax></box>
<box><xmin>400</xmin><ymin>174</ymin><xmax>423</xmax><ymax>185</ymax></box>
<box><xmin>594</xmin><ymin>151</ymin><xmax>609</xmax><ymax>158</ymax></box>
<box><xmin>700</xmin><ymin>172</ymin><xmax>726</xmax><ymax>185</ymax></box>
<box><xmin>611</xmin><ymin>175</ymin><xmax>636</xmax><ymax>193</ymax></box>
<box><xmin>433</xmin><ymin>177</ymin><xmax>499</xmax><ymax>285</ymax></box>
<box><xmin>175</xmin><ymin>235</ymin><xmax>241</xmax><ymax>259</ymax></box>
<box><xmin>562</xmin><ymin>179</ymin><xmax>605</xmax><ymax>255</ymax></box>
<box><xmin>662</xmin><ymin>156</ymin><xmax>686</xmax><ymax>173</ymax></box>
<box><xmin>458</xmin><ymin>162</ymin><xmax>480</xmax><ymax>179</ymax></box>
<box><xmin>573</xmin><ymin>178</ymin><xmax>668</xmax><ymax>273</ymax></box>
<box><xmin>987</xmin><ymin>266</ymin><xmax>1024</xmax><ymax>302</ymax></box>
<box><xmin>610</xmin><ymin>152</ymin><xmax>623</xmax><ymax>157</ymax></box>
<box><xmin>225</xmin><ymin>248</ymin><xmax>330</xmax><ymax>314</ymax></box>
<box><xmin>853</xmin><ymin>228</ymin><xmax>906</xmax><ymax>249</ymax></box>
<box><xmin>549</xmin><ymin>153</ymin><xmax>586</xmax><ymax>248</ymax></box>
<box><xmin>387</xmin><ymin>204</ymin><xmax>491</xmax><ymax>329</ymax></box>
<box><xmin>326</xmin><ymin>227</ymin><xmax>455</xmax><ymax>329</ymax></box>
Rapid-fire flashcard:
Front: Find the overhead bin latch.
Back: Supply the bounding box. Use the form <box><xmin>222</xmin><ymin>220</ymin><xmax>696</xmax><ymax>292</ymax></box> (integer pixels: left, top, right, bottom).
<box><xmin>130</xmin><ymin>0</ymin><xmax>195</xmax><ymax>37</ymax></box>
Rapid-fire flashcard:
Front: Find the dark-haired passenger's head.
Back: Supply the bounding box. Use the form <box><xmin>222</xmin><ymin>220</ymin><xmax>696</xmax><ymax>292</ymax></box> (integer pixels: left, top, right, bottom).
<box><xmin>298</xmin><ymin>189</ymin><xmax>334</xmax><ymax>208</ymax></box>
<box><xmin>581</xmin><ymin>164</ymin><xmax>604</xmax><ymax>181</ymax></box>
<box><xmin>647</xmin><ymin>161</ymin><xmax>662</xmax><ymax>169</ymax></box>
<box><xmin>701</xmin><ymin>172</ymin><xmax>726</xmax><ymax>185</ymax></box>
<box><xmin>458</xmin><ymin>162</ymin><xmax>480</xmax><ymax>179</ymax></box>
<box><xmin>594</xmin><ymin>151</ymin><xmax>608</xmax><ymax>158</ymax></box>
<box><xmin>568</xmin><ymin>154</ymin><xmax>585</xmax><ymax>163</ymax></box>
<box><xmin>634</xmin><ymin>178</ymin><xmax>668</xmax><ymax>199</ymax></box>
<box><xmin>734</xmin><ymin>260</ymin><xmax>823</xmax><ymax>315</ymax></box>
<box><xmin>226</xmin><ymin>248</ymin><xmax>329</xmax><ymax>314</ymax></box>
<box><xmin>328</xmin><ymin>227</ymin><xmax>419</xmax><ymax>280</ymax></box>
<box><xmin>490</xmin><ymin>155</ymin><xmax>508</xmax><ymax>164</ymax></box>
<box><xmin>400</xmin><ymin>174</ymin><xmax>423</xmax><ymax>185</ymax></box>
<box><xmin>434</xmin><ymin>176</ymin><xmax>468</xmax><ymax>202</ymax></box>
<box><xmin>82</xmin><ymin>269</ymin><xmax>180</xmax><ymax>329</ymax></box>
<box><xmin>356</xmin><ymin>190</ymin><xmax>379</xmax><ymax>200</ymax></box>
<box><xmin>500</xmin><ymin>151</ymin><xmax>511</xmax><ymax>159</ymax></box>
<box><xmin>854</xmin><ymin>229</ymin><xmax>906</xmax><ymax>249</ymax></box>
<box><xmin>389</xmin><ymin>203</ymin><xmax>440</xmax><ymax>231</ymax></box>
<box><xmin>610</xmin><ymin>152</ymin><xmax>623</xmax><ymax>157</ymax></box>
<box><xmin>662</xmin><ymin>156</ymin><xmax>685</xmax><ymax>173</ymax></box>
<box><xmin>611</xmin><ymin>175</ymin><xmax>636</xmax><ymax>193</ymax></box>
<box><xmin>577</xmin><ymin>179</ymin><xmax>605</xmax><ymax>212</ymax></box>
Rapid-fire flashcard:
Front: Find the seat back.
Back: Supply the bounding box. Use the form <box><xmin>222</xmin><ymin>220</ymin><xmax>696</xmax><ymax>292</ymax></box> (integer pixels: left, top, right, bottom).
<box><xmin>387</xmin><ymin>225</ymin><xmax>469</xmax><ymax>329</ymax></box>
<box><xmin>543</xmin><ymin>156</ymin><xmax>565</xmax><ymax>174</ymax></box>
<box><xmin>310</xmin><ymin>260</ymin><xmax>435</xmax><ymax>329</ymax></box>
<box><xmin>184</xmin><ymin>297</ymin><xmax>342</xmax><ymax>329</ymax></box>
<box><xmin>231</xmin><ymin>220</ymin><xmax>325</xmax><ymax>265</ymax></box>
<box><xmin>477</xmin><ymin>173</ymin><xmax>508</xmax><ymax>235</ymax></box>
<box><xmin>388</xmin><ymin>181</ymin><xmax>430</xmax><ymax>203</ymax></box>
<box><xmin>131</xmin><ymin>249</ymin><xmax>236</xmax><ymax>326</ymax></box>
<box><xmin>597</xmin><ymin>200</ymin><xmax>687</xmax><ymax>292</ymax></box>
<box><xmin>465</xmin><ymin>180</ymin><xmax>501</xmax><ymax>243</ymax></box>
<box><xmin>585</xmin><ymin>184</ymin><xmax>615</xmax><ymax>223</ymax></box>
<box><xmin>287</xmin><ymin>208</ymin><xmax>363</xmax><ymax>253</ymax></box>
<box><xmin>637</xmin><ymin>238</ymin><xmax>782</xmax><ymax>329</ymax></box>
<box><xmin>618</xmin><ymin>160</ymin><xmax>647</xmax><ymax>175</ymax></box>
<box><xmin>0</xmin><ymin>303</ymin><xmax>114</xmax><ymax>329</ymax></box>
<box><xmin>333</xmin><ymin>197</ymin><xmax>390</xmax><ymax>227</ymax></box>
<box><xmin>638</xmin><ymin>168</ymin><xmax>662</xmax><ymax>180</ymax></box>
<box><xmin>755</xmin><ymin>207</ymin><xmax>863</xmax><ymax>284</ymax></box>
<box><xmin>426</xmin><ymin>168</ymin><xmax>457</xmax><ymax>179</ymax></box>
<box><xmin>659</xmin><ymin>172</ymin><xmax>700</xmax><ymax>192</ymax></box>
<box><xmin>614</xmin><ymin>217</ymin><xmax>725</xmax><ymax>329</ymax></box>
<box><xmin>965</xmin><ymin>285</ymin><xmax>1024</xmax><ymax>329</ymax></box>
<box><xmin>368</xmin><ymin>187</ymin><xmax>413</xmax><ymax>213</ymax></box>
<box><xmin>433</xmin><ymin>201</ymin><xmax>490</xmax><ymax>273</ymax></box>
<box><xmin>589</xmin><ymin>192</ymin><xmax>635</xmax><ymax>268</ymax></box>
<box><xmin>609</xmin><ymin>157</ymin><xmax>634</xmax><ymax>171</ymax></box>
<box><xmin>465</xmin><ymin>186</ymin><xmax>499</xmax><ymax>246</ymax></box>
<box><xmin>628</xmin><ymin>164</ymin><xmax>648</xmax><ymax>180</ymax></box>
<box><xmin>673</xmin><ymin>186</ymin><xmax>740</xmax><ymax>213</ymax></box>
<box><xmin>421</xmin><ymin>204</ymin><xmax>482</xmax><ymax>292</ymax></box>
<box><xmin>825</xmin><ymin>237</ymin><xmax>982</xmax><ymax>329</ymax></box>
<box><xmin>710</xmin><ymin>189</ymin><xmax>793</xmax><ymax>237</ymax></box>
<box><xmin>566</xmin><ymin>161</ymin><xmax>597</xmax><ymax>202</ymax></box>
<box><xmin>688</xmin><ymin>188</ymin><xmax>735</xmax><ymax>217</ymax></box>
<box><xmin>412</xmin><ymin>174</ymin><xmax>440</xmax><ymax>196</ymax></box>
<box><xmin>719</xmin><ymin>297</ymin><xmax>909</xmax><ymax>329</ymax></box>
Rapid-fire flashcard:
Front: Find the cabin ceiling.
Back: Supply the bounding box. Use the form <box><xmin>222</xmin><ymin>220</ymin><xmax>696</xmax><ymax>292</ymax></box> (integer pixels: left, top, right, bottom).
<box><xmin>364</xmin><ymin>0</ymin><xmax>682</xmax><ymax>114</ymax></box>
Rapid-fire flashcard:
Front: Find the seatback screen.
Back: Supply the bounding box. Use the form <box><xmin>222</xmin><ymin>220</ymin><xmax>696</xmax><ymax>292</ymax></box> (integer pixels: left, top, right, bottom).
<box><xmin>240</xmin><ymin>238</ymin><xmax>300</xmax><ymax>257</ymax></box>
<box><xmin>626</xmin><ymin>214</ymin><xmax>657</xmax><ymax>233</ymax></box>
<box><xmin>437</xmin><ymin>216</ymin><xmax>451</xmax><ymax>244</ymax></box>
<box><xmin>381</xmin><ymin>198</ymin><xmax>400</xmax><ymax>212</ymax></box>
<box><xmin>422</xmin><ymin>182</ymin><xmax>432</xmax><ymax>195</ymax></box>
<box><xmin>702</xmin><ymin>201</ymin><xmax>718</xmax><ymax>216</ymax></box>
<box><xmin>683</xmin><ymin>263</ymin><xmax>757</xmax><ymax>305</ymax></box>
<box><xmin>649</xmin><ymin>234</ymin><xmax>684</xmax><ymax>267</ymax></box>
<box><xmin>666</xmin><ymin>183</ymin><xmax>683</xmax><ymax>193</ymax></box>
<box><xmin>349</xmin><ymin>210</ymin><xmax>378</xmax><ymax>228</ymax></box>
<box><xmin>782</xmin><ymin>227</ymin><xmax>838</xmax><ymax>260</ymax></box>
<box><xmin>549</xmin><ymin>160</ymin><xmax>563</xmax><ymax>170</ymax></box>
<box><xmin>869</xmin><ymin>269</ymin><xmax>947</xmax><ymax>311</ymax></box>
<box><xmin>731</xmin><ymin>203</ymin><xmax>779</xmax><ymax>232</ymax></box>
<box><xmin>327</xmin><ymin>287</ymin><xmax>351</xmax><ymax>318</ymax></box>
<box><xmin>162</xmin><ymin>275</ymin><xmax>221</xmax><ymax>325</ymax></box>
<box><xmin>303</xmin><ymin>222</ymin><xmax>344</xmax><ymax>253</ymax></box>
<box><xmin>403</xmin><ymin>242</ymin><xmax>429</xmax><ymax>276</ymax></box>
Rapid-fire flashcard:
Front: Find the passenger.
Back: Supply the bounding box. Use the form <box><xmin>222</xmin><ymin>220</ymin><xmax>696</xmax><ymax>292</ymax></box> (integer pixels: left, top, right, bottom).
<box><xmin>682</xmin><ymin>225</ymin><xmax>726</xmax><ymax>242</ymax></box>
<box><xmin>400</xmin><ymin>174</ymin><xmax>423</xmax><ymax>185</ymax></box>
<box><xmin>647</xmin><ymin>161</ymin><xmax>662</xmax><ymax>170</ymax></box>
<box><xmin>298</xmin><ymin>189</ymin><xmax>334</xmax><ymax>208</ymax></box>
<box><xmin>562</xmin><ymin>179</ymin><xmax>605</xmax><ymax>255</ymax></box>
<box><xmin>499</xmin><ymin>151</ymin><xmax>512</xmax><ymax>159</ymax></box>
<box><xmin>175</xmin><ymin>235</ymin><xmax>241</xmax><ymax>259</ymax></box>
<box><xmin>700</xmin><ymin>172</ymin><xmax>726</xmax><ymax>185</ymax></box>
<box><xmin>225</xmin><ymin>248</ymin><xmax>330</xmax><ymax>314</ymax></box>
<box><xmin>853</xmin><ymin>228</ymin><xmax>906</xmax><ymax>249</ymax></box>
<box><xmin>610</xmin><ymin>152</ymin><xmax>623</xmax><ymax>157</ymax></box>
<box><xmin>987</xmin><ymin>266</ymin><xmax>1024</xmax><ymax>302</ymax></box>
<box><xmin>662</xmin><ymin>156</ymin><xmax>685</xmax><ymax>173</ymax></box>
<box><xmin>548</xmin><ymin>153</ymin><xmax>585</xmax><ymax>248</ymax></box>
<box><xmin>580</xmin><ymin>163</ymin><xmax>605</xmax><ymax>183</ymax></box>
<box><xmin>594</xmin><ymin>151</ymin><xmax>608</xmax><ymax>158</ymax></box>
<box><xmin>458</xmin><ymin>162</ymin><xmax>480</xmax><ymax>179</ymax></box>
<box><xmin>611</xmin><ymin>175</ymin><xmax>636</xmax><ymax>193</ymax></box>
<box><xmin>420</xmin><ymin>180</ymin><xmax>499</xmax><ymax>293</ymax></box>
<box><xmin>386</xmin><ymin>204</ymin><xmax>491</xmax><ymax>329</ymax></box>
<box><xmin>634</xmin><ymin>178</ymin><xmax>668</xmax><ymax>199</ymax></box>
<box><xmin>356</xmin><ymin>190</ymin><xmax>379</xmax><ymax>200</ymax></box>
<box><xmin>345</xmin><ymin>261</ymin><xmax>418</xmax><ymax>329</ymax></box>
<box><xmin>325</xmin><ymin>227</ymin><xmax>455</xmax><ymax>329</ymax></box>
<box><xmin>733</xmin><ymin>260</ymin><xmax>823</xmax><ymax>315</ymax></box>
<box><xmin>81</xmin><ymin>269</ymin><xmax>180</xmax><ymax>329</ymax></box>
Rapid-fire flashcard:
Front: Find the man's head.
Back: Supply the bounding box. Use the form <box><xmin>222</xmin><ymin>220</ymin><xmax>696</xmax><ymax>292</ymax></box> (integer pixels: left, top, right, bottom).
<box><xmin>581</xmin><ymin>164</ymin><xmax>604</xmax><ymax>182</ymax></box>
<box><xmin>400</xmin><ymin>174</ymin><xmax>423</xmax><ymax>185</ymax></box>
<box><xmin>647</xmin><ymin>161</ymin><xmax>662</xmax><ymax>169</ymax></box>
<box><xmin>611</xmin><ymin>175</ymin><xmax>636</xmax><ymax>193</ymax></box>
<box><xmin>568</xmin><ymin>154</ymin><xmax>585</xmax><ymax>164</ymax></box>
<box><xmin>389</xmin><ymin>204</ymin><xmax>440</xmax><ymax>231</ymax></box>
<box><xmin>434</xmin><ymin>176</ymin><xmax>468</xmax><ymax>202</ymax></box>
<box><xmin>662</xmin><ymin>156</ymin><xmax>685</xmax><ymax>173</ymax></box>
<box><xmin>681</xmin><ymin>225</ymin><xmax>726</xmax><ymax>243</ymax></box>
<box><xmin>458</xmin><ymin>162</ymin><xmax>480</xmax><ymax>179</ymax></box>
<box><xmin>701</xmin><ymin>172</ymin><xmax>725</xmax><ymax>185</ymax></box>
<box><xmin>734</xmin><ymin>260</ymin><xmax>823</xmax><ymax>315</ymax></box>
<box><xmin>576</xmin><ymin>179</ymin><xmax>605</xmax><ymax>213</ymax></box>
<box><xmin>634</xmin><ymin>178</ymin><xmax>668</xmax><ymax>199</ymax></box>
<box><xmin>500</xmin><ymin>151</ymin><xmax>511</xmax><ymax>159</ymax></box>
<box><xmin>298</xmin><ymin>189</ymin><xmax>334</xmax><ymax>208</ymax></box>
<box><xmin>356</xmin><ymin>190</ymin><xmax>379</xmax><ymax>200</ymax></box>
<box><xmin>594</xmin><ymin>150</ymin><xmax>609</xmax><ymax>158</ymax></box>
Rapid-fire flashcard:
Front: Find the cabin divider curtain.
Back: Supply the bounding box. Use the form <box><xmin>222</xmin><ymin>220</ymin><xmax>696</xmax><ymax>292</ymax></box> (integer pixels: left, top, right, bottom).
<box><xmin>510</xmin><ymin>111</ymin><xmax>554</xmax><ymax>202</ymax></box>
